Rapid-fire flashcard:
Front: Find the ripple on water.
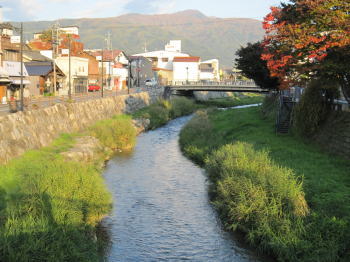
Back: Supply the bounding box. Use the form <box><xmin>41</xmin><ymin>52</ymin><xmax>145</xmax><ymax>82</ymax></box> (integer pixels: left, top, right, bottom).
<box><xmin>101</xmin><ymin>116</ymin><xmax>272</xmax><ymax>262</ymax></box>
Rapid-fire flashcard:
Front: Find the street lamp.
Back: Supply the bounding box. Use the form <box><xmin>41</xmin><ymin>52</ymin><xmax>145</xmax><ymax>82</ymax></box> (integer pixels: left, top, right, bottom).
<box><xmin>186</xmin><ymin>66</ymin><xmax>189</xmax><ymax>84</ymax></box>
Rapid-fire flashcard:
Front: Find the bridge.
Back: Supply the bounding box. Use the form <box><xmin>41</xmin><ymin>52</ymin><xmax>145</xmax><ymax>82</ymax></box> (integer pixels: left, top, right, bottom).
<box><xmin>165</xmin><ymin>80</ymin><xmax>269</xmax><ymax>97</ymax></box>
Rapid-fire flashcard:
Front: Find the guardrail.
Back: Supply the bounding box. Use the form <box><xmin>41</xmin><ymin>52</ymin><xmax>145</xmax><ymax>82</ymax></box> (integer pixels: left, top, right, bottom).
<box><xmin>0</xmin><ymin>89</ymin><xmax>132</xmax><ymax>116</ymax></box>
<box><xmin>170</xmin><ymin>80</ymin><xmax>258</xmax><ymax>87</ymax></box>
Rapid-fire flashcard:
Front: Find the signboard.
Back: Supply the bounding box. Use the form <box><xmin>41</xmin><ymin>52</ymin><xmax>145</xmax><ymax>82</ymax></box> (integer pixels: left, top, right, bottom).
<box><xmin>10</xmin><ymin>36</ymin><xmax>21</xmax><ymax>44</ymax></box>
<box><xmin>61</xmin><ymin>49</ymin><xmax>69</xmax><ymax>55</ymax></box>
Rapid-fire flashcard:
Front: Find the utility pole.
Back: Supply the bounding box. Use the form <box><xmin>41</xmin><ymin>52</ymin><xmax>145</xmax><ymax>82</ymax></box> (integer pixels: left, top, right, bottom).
<box><xmin>127</xmin><ymin>59</ymin><xmax>131</xmax><ymax>94</ymax></box>
<box><xmin>20</xmin><ymin>22</ymin><xmax>24</xmax><ymax>111</ymax></box>
<box><xmin>105</xmin><ymin>32</ymin><xmax>112</xmax><ymax>91</ymax></box>
<box><xmin>101</xmin><ymin>49</ymin><xmax>104</xmax><ymax>98</ymax></box>
<box><xmin>52</xmin><ymin>25</ymin><xmax>56</xmax><ymax>95</ymax></box>
<box><xmin>68</xmin><ymin>36</ymin><xmax>71</xmax><ymax>100</ymax></box>
<box><xmin>52</xmin><ymin>22</ymin><xmax>59</xmax><ymax>96</ymax></box>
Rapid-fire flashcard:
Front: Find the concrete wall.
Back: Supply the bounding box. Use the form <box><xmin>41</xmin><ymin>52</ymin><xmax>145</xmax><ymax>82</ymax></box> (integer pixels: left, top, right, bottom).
<box><xmin>0</xmin><ymin>87</ymin><xmax>164</xmax><ymax>164</ymax></box>
<box><xmin>314</xmin><ymin>111</ymin><xmax>350</xmax><ymax>159</ymax></box>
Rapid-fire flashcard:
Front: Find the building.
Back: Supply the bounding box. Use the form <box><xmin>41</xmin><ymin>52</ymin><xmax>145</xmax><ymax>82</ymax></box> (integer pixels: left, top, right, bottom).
<box><xmin>87</xmin><ymin>49</ymin><xmax>129</xmax><ymax>90</ymax></box>
<box><xmin>129</xmin><ymin>56</ymin><xmax>154</xmax><ymax>88</ymax></box>
<box><xmin>173</xmin><ymin>56</ymin><xmax>201</xmax><ymax>82</ymax></box>
<box><xmin>78</xmin><ymin>51</ymin><xmax>100</xmax><ymax>85</ymax></box>
<box><xmin>0</xmin><ymin>67</ymin><xmax>10</xmax><ymax>103</ymax></box>
<box><xmin>133</xmin><ymin>40</ymin><xmax>189</xmax><ymax>70</ymax></box>
<box><xmin>165</xmin><ymin>40</ymin><xmax>182</xmax><ymax>52</ymax></box>
<box><xmin>199</xmin><ymin>59</ymin><xmax>220</xmax><ymax>81</ymax></box>
<box><xmin>56</xmin><ymin>56</ymin><xmax>88</xmax><ymax>95</ymax></box>
<box><xmin>3</xmin><ymin>61</ymin><xmax>30</xmax><ymax>100</ymax></box>
<box><xmin>25</xmin><ymin>61</ymin><xmax>65</xmax><ymax>96</ymax></box>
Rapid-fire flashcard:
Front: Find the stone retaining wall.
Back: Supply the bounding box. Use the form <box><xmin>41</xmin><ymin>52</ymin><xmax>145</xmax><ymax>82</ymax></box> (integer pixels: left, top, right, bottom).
<box><xmin>0</xmin><ymin>88</ymin><xmax>163</xmax><ymax>164</ymax></box>
<box><xmin>314</xmin><ymin>111</ymin><xmax>350</xmax><ymax>159</ymax></box>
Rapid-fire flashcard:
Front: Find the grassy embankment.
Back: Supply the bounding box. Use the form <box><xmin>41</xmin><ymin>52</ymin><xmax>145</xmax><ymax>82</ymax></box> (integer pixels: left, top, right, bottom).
<box><xmin>179</xmin><ymin>103</ymin><xmax>350</xmax><ymax>261</ymax></box>
<box><xmin>196</xmin><ymin>93</ymin><xmax>264</xmax><ymax>108</ymax></box>
<box><xmin>0</xmin><ymin>97</ymin><xmax>198</xmax><ymax>261</ymax></box>
<box><xmin>0</xmin><ymin>114</ymin><xmax>137</xmax><ymax>261</ymax></box>
<box><xmin>132</xmin><ymin>96</ymin><xmax>198</xmax><ymax>129</ymax></box>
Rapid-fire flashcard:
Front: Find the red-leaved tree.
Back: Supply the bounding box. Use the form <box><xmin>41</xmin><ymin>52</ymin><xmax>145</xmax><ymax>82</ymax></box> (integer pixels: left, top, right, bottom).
<box><xmin>262</xmin><ymin>0</ymin><xmax>350</xmax><ymax>89</ymax></box>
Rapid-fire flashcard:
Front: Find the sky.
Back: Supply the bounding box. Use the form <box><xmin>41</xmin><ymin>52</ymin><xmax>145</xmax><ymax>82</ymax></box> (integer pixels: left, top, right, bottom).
<box><xmin>0</xmin><ymin>0</ymin><xmax>284</xmax><ymax>22</ymax></box>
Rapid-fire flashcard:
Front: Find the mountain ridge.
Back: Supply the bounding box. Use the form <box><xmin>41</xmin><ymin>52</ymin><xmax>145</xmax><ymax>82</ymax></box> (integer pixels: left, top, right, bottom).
<box><xmin>15</xmin><ymin>10</ymin><xmax>264</xmax><ymax>67</ymax></box>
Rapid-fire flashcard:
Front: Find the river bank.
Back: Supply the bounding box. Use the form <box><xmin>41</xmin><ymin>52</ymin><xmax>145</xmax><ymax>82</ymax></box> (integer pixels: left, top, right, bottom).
<box><xmin>0</xmin><ymin>96</ymin><xmax>199</xmax><ymax>261</ymax></box>
<box><xmin>101</xmin><ymin>114</ymin><xmax>272</xmax><ymax>262</ymax></box>
<box><xmin>179</xmin><ymin>105</ymin><xmax>350</xmax><ymax>261</ymax></box>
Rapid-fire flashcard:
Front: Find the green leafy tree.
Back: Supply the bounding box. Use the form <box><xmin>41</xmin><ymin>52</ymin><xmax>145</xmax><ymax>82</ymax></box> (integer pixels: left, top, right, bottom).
<box><xmin>235</xmin><ymin>42</ymin><xmax>279</xmax><ymax>90</ymax></box>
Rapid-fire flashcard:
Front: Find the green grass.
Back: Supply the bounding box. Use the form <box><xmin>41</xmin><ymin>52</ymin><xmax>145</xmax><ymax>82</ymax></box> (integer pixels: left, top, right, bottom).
<box><xmin>132</xmin><ymin>97</ymin><xmax>199</xmax><ymax>129</ymax></box>
<box><xmin>0</xmin><ymin>133</ymin><xmax>112</xmax><ymax>261</ymax></box>
<box><xmin>0</xmin><ymin>114</ymin><xmax>140</xmax><ymax>261</ymax></box>
<box><xmin>88</xmin><ymin>114</ymin><xmax>137</xmax><ymax>151</ymax></box>
<box><xmin>197</xmin><ymin>93</ymin><xmax>264</xmax><ymax>108</ymax></box>
<box><xmin>179</xmin><ymin>106</ymin><xmax>350</xmax><ymax>262</ymax></box>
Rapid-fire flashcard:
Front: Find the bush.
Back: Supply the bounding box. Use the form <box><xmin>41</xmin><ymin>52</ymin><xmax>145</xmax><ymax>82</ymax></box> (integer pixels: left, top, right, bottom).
<box><xmin>89</xmin><ymin>114</ymin><xmax>136</xmax><ymax>150</ymax></box>
<box><xmin>170</xmin><ymin>97</ymin><xmax>196</xmax><ymax>118</ymax></box>
<box><xmin>132</xmin><ymin>97</ymin><xmax>197</xmax><ymax>130</ymax></box>
<box><xmin>261</xmin><ymin>93</ymin><xmax>278</xmax><ymax>120</ymax></box>
<box><xmin>293</xmin><ymin>80</ymin><xmax>339</xmax><ymax>138</ymax></box>
<box><xmin>206</xmin><ymin>142</ymin><xmax>309</xmax><ymax>260</ymax></box>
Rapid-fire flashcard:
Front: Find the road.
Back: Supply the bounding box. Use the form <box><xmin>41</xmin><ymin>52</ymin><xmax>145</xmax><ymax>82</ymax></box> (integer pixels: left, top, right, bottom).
<box><xmin>0</xmin><ymin>89</ymin><xmax>135</xmax><ymax>116</ymax></box>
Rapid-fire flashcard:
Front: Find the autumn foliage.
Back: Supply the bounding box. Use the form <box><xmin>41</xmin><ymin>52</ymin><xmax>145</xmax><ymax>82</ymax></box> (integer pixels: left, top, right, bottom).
<box><xmin>261</xmin><ymin>0</ymin><xmax>350</xmax><ymax>88</ymax></box>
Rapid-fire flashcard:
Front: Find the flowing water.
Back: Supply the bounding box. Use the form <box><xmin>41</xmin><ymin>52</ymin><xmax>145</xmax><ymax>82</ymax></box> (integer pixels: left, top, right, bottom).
<box><xmin>101</xmin><ymin>114</ymin><xmax>271</xmax><ymax>262</ymax></box>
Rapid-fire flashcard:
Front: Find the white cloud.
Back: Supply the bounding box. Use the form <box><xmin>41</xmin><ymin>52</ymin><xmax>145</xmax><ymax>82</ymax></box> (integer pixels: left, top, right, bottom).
<box><xmin>151</xmin><ymin>0</ymin><xmax>176</xmax><ymax>14</ymax></box>
<box><xmin>20</xmin><ymin>0</ymin><xmax>43</xmax><ymax>17</ymax></box>
<box><xmin>73</xmin><ymin>0</ymin><xmax>133</xmax><ymax>18</ymax></box>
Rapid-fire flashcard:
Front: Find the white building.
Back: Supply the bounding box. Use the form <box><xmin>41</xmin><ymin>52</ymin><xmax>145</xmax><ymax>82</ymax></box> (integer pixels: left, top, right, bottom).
<box><xmin>199</xmin><ymin>59</ymin><xmax>220</xmax><ymax>81</ymax></box>
<box><xmin>165</xmin><ymin>40</ymin><xmax>182</xmax><ymax>52</ymax></box>
<box><xmin>56</xmin><ymin>56</ymin><xmax>88</xmax><ymax>95</ymax></box>
<box><xmin>173</xmin><ymin>56</ymin><xmax>201</xmax><ymax>82</ymax></box>
<box><xmin>133</xmin><ymin>40</ymin><xmax>189</xmax><ymax>71</ymax></box>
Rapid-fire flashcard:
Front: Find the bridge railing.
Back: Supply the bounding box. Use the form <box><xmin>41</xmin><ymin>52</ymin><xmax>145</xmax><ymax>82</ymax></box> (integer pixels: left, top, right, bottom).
<box><xmin>169</xmin><ymin>80</ymin><xmax>258</xmax><ymax>87</ymax></box>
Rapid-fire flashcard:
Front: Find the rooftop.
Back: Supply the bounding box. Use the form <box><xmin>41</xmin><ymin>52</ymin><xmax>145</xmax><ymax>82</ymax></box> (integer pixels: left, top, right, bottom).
<box><xmin>173</xmin><ymin>56</ymin><xmax>200</xmax><ymax>63</ymax></box>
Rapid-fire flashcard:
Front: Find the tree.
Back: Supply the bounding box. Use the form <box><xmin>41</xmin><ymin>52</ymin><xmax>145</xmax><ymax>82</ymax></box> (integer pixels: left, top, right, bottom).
<box><xmin>235</xmin><ymin>42</ymin><xmax>279</xmax><ymax>90</ymax></box>
<box><xmin>261</xmin><ymin>0</ymin><xmax>350</xmax><ymax>91</ymax></box>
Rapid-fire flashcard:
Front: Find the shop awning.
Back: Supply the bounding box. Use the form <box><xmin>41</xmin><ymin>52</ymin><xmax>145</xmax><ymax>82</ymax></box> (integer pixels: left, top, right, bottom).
<box><xmin>0</xmin><ymin>67</ymin><xmax>10</xmax><ymax>83</ymax></box>
<box><xmin>11</xmin><ymin>79</ymin><xmax>31</xmax><ymax>85</ymax></box>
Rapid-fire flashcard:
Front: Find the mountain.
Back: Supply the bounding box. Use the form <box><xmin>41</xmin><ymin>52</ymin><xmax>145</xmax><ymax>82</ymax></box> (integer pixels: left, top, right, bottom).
<box><xmin>16</xmin><ymin>10</ymin><xmax>264</xmax><ymax>68</ymax></box>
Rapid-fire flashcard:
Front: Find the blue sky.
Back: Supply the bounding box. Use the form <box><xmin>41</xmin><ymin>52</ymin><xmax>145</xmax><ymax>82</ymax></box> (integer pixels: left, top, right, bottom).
<box><xmin>1</xmin><ymin>0</ymin><xmax>284</xmax><ymax>22</ymax></box>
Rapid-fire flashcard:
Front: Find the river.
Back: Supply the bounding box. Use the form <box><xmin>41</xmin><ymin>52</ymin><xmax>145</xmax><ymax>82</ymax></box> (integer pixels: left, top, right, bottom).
<box><xmin>101</xmin><ymin>115</ymin><xmax>269</xmax><ymax>262</ymax></box>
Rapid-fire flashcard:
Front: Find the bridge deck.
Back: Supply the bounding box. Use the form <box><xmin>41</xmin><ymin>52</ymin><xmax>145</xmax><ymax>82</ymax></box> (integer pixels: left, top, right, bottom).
<box><xmin>168</xmin><ymin>81</ymin><xmax>269</xmax><ymax>93</ymax></box>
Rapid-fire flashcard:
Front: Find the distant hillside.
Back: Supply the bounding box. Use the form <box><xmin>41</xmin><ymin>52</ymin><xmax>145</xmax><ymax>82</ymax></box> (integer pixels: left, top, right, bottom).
<box><xmin>16</xmin><ymin>10</ymin><xmax>264</xmax><ymax>68</ymax></box>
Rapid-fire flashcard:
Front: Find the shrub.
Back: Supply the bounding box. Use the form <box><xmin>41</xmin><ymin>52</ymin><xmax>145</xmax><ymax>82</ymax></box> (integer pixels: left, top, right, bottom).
<box><xmin>132</xmin><ymin>97</ymin><xmax>197</xmax><ymax>130</ymax></box>
<box><xmin>261</xmin><ymin>93</ymin><xmax>278</xmax><ymax>120</ymax></box>
<box><xmin>293</xmin><ymin>80</ymin><xmax>339</xmax><ymax>138</ymax></box>
<box><xmin>205</xmin><ymin>142</ymin><xmax>309</xmax><ymax>260</ymax></box>
<box><xmin>170</xmin><ymin>97</ymin><xmax>196</xmax><ymax>118</ymax></box>
<box><xmin>89</xmin><ymin>114</ymin><xmax>136</xmax><ymax>150</ymax></box>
